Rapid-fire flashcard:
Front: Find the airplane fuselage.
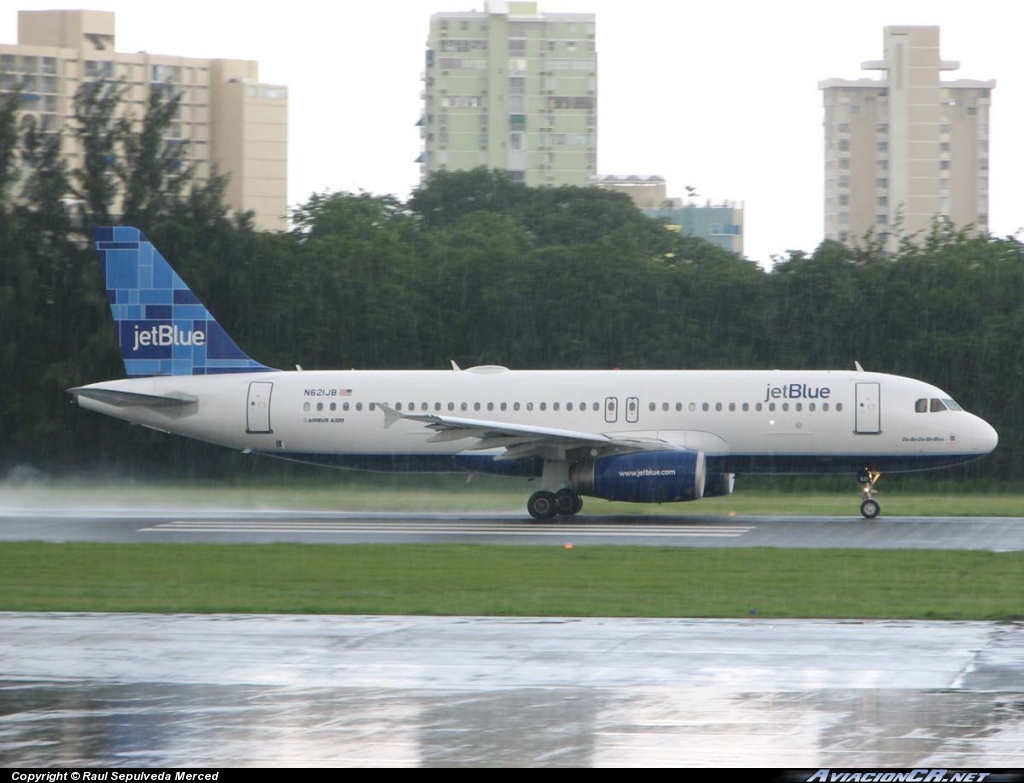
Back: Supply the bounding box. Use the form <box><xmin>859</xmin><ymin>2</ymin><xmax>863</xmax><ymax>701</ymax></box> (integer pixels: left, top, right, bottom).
<box><xmin>74</xmin><ymin>366</ymin><xmax>997</xmax><ymax>478</ymax></box>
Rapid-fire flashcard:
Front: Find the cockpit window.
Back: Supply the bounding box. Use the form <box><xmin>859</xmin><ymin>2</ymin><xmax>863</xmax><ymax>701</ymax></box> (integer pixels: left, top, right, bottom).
<box><xmin>943</xmin><ymin>398</ymin><xmax>964</xmax><ymax>412</ymax></box>
<box><xmin>930</xmin><ymin>398</ymin><xmax>947</xmax><ymax>412</ymax></box>
<box><xmin>915</xmin><ymin>399</ymin><xmax>928</xmax><ymax>413</ymax></box>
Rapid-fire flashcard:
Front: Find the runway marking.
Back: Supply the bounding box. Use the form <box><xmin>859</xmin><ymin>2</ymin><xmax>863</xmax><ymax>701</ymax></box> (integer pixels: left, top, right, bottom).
<box><xmin>142</xmin><ymin>520</ymin><xmax>755</xmax><ymax>537</ymax></box>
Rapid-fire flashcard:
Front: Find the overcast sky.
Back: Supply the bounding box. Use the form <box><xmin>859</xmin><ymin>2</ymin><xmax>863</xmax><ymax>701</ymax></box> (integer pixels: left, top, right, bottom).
<box><xmin>3</xmin><ymin>0</ymin><xmax>1021</xmax><ymax>264</ymax></box>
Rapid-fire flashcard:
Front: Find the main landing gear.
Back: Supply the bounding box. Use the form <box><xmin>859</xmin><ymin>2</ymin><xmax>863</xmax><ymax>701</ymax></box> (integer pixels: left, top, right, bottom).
<box><xmin>527</xmin><ymin>488</ymin><xmax>583</xmax><ymax>520</ymax></box>
<box><xmin>858</xmin><ymin>468</ymin><xmax>882</xmax><ymax>519</ymax></box>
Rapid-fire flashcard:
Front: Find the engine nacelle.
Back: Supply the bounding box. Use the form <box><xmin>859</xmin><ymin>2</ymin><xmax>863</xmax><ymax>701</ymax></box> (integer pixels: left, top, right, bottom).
<box><xmin>570</xmin><ymin>450</ymin><xmax>706</xmax><ymax>503</ymax></box>
<box><xmin>704</xmin><ymin>472</ymin><xmax>736</xmax><ymax>498</ymax></box>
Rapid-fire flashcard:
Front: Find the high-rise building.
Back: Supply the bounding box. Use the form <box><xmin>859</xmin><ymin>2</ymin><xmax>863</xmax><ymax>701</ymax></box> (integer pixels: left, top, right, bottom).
<box><xmin>819</xmin><ymin>26</ymin><xmax>994</xmax><ymax>249</ymax></box>
<box><xmin>590</xmin><ymin>175</ymin><xmax>745</xmax><ymax>256</ymax></box>
<box><xmin>420</xmin><ymin>1</ymin><xmax>596</xmax><ymax>186</ymax></box>
<box><xmin>1</xmin><ymin>9</ymin><xmax>288</xmax><ymax>230</ymax></box>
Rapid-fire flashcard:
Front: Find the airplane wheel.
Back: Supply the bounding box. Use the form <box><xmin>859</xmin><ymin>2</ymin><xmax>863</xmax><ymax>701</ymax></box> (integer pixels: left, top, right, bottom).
<box><xmin>860</xmin><ymin>499</ymin><xmax>880</xmax><ymax>519</ymax></box>
<box><xmin>528</xmin><ymin>490</ymin><xmax>558</xmax><ymax>520</ymax></box>
<box><xmin>554</xmin><ymin>488</ymin><xmax>580</xmax><ymax>516</ymax></box>
<box><xmin>572</xmin><ymin>493</ymin><xmax>584</xmax><ymax>515</ymax></box>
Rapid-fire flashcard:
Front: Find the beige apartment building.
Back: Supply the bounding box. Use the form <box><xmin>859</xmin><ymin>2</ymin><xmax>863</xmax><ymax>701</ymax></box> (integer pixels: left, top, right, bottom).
<box><xmin>820</xmin><ymin>26</ymin><xmax>994</xmax><ymax>250</ymax></box>
<box><xmin>421</xmin><ymin>1</ymin><xmax>597</xmax><ymax>187</ymax></box>
<box><xmin>1</xmin><ymin>9</ymin><xmax>288</xmax><ymax>230</ymax></box>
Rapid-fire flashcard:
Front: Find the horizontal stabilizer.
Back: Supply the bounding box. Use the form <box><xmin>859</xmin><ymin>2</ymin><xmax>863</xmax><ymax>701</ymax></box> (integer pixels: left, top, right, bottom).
<box><xmin>70</xmin><ymin>387</ymin><xmax>198</xmax><ymax>409</ymax></box>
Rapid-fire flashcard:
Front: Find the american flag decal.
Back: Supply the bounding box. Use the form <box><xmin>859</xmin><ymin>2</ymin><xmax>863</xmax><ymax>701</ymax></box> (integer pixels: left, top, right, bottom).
<box><xmin>339</xmin><ymin>389</ymin><xmax>352</xmax><ymax>396</ymax></box>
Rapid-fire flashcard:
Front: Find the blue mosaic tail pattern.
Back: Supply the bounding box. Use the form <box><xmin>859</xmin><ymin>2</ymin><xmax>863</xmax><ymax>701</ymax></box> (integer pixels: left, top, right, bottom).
<box><xmin>93</xmin><ymin>226</ymin><xmax>272</xmax><ymax>377</ymax></box>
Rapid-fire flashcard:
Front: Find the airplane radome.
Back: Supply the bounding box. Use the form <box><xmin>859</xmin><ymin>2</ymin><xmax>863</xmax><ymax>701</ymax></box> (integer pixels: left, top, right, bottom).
<box><xmin>70</xmin><ymin>227</ymin><xmax>999</xmax><ymax>520</ymax></box>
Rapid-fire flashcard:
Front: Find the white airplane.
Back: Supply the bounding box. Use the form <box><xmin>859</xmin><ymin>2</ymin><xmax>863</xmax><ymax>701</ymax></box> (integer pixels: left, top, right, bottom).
<box><xmin>71</xmin><ymin>227</ymin><xmax>998</xmax><ymax>520</ymax></box>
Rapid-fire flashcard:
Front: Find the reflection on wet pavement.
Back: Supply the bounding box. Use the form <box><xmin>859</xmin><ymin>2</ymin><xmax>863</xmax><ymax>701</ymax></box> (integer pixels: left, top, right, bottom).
<box><xmin>0</xmin><ymin>614</ymin><xmax>1022</xmax><ymax>767</ymax></box>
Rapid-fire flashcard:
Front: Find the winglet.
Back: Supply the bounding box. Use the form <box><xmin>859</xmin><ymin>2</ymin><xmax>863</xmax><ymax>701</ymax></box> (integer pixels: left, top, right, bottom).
<box><xmin>376</xmin><ymin>403</ymin><xmax>403</xmax><ymax>429</ymax></box>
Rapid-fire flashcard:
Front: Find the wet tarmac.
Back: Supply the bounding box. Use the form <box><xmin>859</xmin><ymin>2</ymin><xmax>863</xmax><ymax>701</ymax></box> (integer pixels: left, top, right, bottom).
<box><xmin>2</xmin><ymin>613</ymin><xmax>1023</xmax><ymax>767</ymax></box>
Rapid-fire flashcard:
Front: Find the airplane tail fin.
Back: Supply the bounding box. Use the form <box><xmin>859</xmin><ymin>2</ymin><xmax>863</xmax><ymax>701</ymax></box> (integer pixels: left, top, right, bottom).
<box><xmin>93</xmin><ymin>226</ymin><xmax>272</xmax><ymax>377</ymax></box>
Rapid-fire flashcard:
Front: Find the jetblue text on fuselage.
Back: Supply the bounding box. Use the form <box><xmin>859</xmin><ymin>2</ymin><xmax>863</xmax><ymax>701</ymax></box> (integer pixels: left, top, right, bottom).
<box><xmin>132</xmin><ymin>324</ymin><xmax>206</xmax><ymax>352</ymax></box>
<box><xmin>764</xmin><ymin>383</ymin><xmax>831</xmax><ymax>402</ymax></box>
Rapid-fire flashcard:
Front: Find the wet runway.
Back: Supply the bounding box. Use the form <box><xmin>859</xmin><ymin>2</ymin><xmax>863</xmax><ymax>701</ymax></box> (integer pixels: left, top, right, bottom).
<box><xmin>2</xmin><ymin>613</ymin><xmax>1023</xmax><ymax>767</ymax></box>
<box><xmin>2</xmin><ymin>504</ymin><xmax>1023</xmax><ymax>767</ymax></box>
<box><xmin>1</xmin><ymin>506</ymin><xmax>1023</xmax><ymax>549</ymax></box>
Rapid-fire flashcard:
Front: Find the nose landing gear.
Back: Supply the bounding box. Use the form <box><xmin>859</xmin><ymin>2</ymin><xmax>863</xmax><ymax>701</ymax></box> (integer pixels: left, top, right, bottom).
<box><xmin>858</xmin><ymin>468</ymin><xmax>881</xmax><ymax>519</ymax></box>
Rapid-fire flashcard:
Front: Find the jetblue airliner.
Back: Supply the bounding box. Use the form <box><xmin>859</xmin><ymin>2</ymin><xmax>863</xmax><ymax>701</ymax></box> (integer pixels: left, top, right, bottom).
<box><xmin>70</xmin><ymin>227</ymin><xmax>998</xmax><ymax>519</ymax></box>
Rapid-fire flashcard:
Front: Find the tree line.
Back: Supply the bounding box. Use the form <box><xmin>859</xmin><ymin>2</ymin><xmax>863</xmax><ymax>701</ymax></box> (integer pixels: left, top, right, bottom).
<box><xmin>1</xmin><ymin>84</ymin><xmax>1022</xmax><ymax>482</ymax></box>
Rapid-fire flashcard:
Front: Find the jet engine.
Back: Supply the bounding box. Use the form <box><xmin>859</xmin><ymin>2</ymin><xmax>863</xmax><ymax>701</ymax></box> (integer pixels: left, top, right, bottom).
<box><xmin>570</xmin><ymin>450</ymin><xmax>706</xmax><ymax>503</ymax></box>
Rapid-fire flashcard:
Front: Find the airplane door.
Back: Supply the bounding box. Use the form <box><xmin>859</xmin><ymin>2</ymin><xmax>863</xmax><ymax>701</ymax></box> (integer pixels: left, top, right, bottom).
<box><xmin>246</xmin><ymin>381</ymin><xmax>274</xmax><ymax>434</ymax></box>
<box><xmin>855</xmin><ymin>382</ymin><xmax>880</xmax><ymax>434</ymax></box>
<box><xmin>625</xmin><ymin>396</ymin><xmax>639</xmax><ymax>423</ymax></box>
<box><xmin>604</xmin><ymin>397</ymin><xmax>618</xmax><ymax>423</ymax></box>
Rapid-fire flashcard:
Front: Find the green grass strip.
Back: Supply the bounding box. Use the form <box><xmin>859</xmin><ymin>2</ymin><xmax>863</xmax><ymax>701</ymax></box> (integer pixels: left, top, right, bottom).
<box><xmin>1</xmin><ymin>542</ymin><xmax>1021</xmax><ymax>620</ymax></box>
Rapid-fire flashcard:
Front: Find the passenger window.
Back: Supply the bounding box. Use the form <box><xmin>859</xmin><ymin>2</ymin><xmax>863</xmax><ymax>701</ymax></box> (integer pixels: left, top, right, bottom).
<box><xmin>702</xmin><ymin>403</ymin><xmax>709</xmax><ymax>412</ymax></box>
<box><xmin>396</xmin><ymin>403</ymin><xmax>403</xmax><ymax>411</ymax></box>
<box><xmin>769</xmin><ymin>403</ymin><xmax>776</xmax><ymax>412</ymax></box>
<box><xmin>540</xmin><ymin>402</ymin><xmax>546</xmax><ymax>411</ymax></box>
<box><xmin>461</xmin><ymin>402</ymin><xmax>468</xmax><ymax>411</ymax></box>
<box><xmin>567</xmin><ymin>402</ymin><xmax>574</xmax><ymax>411</ymax></box>
<box><xmin>501</xmin><ymin>402</ymin><xmax>507</xmax><ymax>411</ymax></box>
<box><xmin>330</xmin><ymin>402</ymin><xmax>337</xmax><ymax>411</ymax></box>
<box><xmin>729</xmin><ymin>403</ymin><xmax>736</xmax><ymax>412</ymax></box>
<box><xmin>553</xmin><ymin>402</ymin><xmax>560</xmax><ymax>411</ymax></box>
<box><xmin>514</xmin><ymin>402</ymin><xmax>521</xmax><ymax>411</ymax></box>
<box><xmin>755</xmin><ymin>403</ymin><xmax>762</xmax><ymax>412</ymax></box>
<box><xmin>592</xmin><ymin>402</ymin><xmax>600</xmax><ymax>412</ymax></box>
<box><xmin>676</xmin><ymin>402</ymin><xmax>682</xmax><ymax>412</ymax></box>
<box><xmin>822</xmin><ymin>403</ymin><xmax>829</xmax><ymax>412</ymax></box>
<box><xmin>343</xmin><ymin>402</ymin><xmax>350</xmax><ymax>411</ymax></box>
<box><xmin>303</xmin><ymin>402</ymin><xmax>310</xmax><ymax>412</ymax></box>
<box><xmin>808</xmin><ymin>403</ymin><xmax>815</xmax><ymax>412</ymax></box>
<box><xmin>487</xmin><ymin>402</ymin><xmax>494</xmax><ymax>411</ymax></box>
<box><xmin>795</xmin><ymin>403</ymin><xmax>801</xmax><ymax>412</ymax></box>
<box><xmin>663</xmin><ymin>402</ymin><xmax>669</xmax><ymax>412</ymax></box>
<box><xmin>742</xmin><ymin>402</ymin><xmax>749</xmax><ymax>412</ymax></box>
<box><xmin>447</xmin><ymin>402</ymin><xmax>454</xmax><ymax>411</ymax></box>
<box><xmin>836</xmin><ymin>403</ymin><xmax>843</xmax><ymax>412</ymax></box>
<box><xmin>474</xmin><ymin>402</ymin><xmax>481</xmax><ymax>411</ymax></box>
<box><xmin>435</xmin><ymin>402</ymin><xmax>442</xmax><ymax>411</ymax></box>
<box><xmin>356</xmin><ymin>403</ymin><xmax>363</xmax><ymax>411</ymax></box>
<box><xmin>915</xmin><ymin>399</ymin><xmax>928</xmax><ymax>413</ymax></box>
<box><xmin>782</xmin><ymin>403</ymin><xmax>789</xmax><ymax>412</ymax></box>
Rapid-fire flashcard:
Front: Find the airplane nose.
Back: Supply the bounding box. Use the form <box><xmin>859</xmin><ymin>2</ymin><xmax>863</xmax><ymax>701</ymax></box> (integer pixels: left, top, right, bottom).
<box><xmin>976</xmin><ymin>418</ymin><xmax>998</xmax><ymax>454</ymax></box>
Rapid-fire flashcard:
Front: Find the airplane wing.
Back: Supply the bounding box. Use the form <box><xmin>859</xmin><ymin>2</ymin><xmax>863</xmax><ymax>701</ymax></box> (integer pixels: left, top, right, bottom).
<box><xmin>376</xmin><ymin>403</ymin><xmax>681</xmax><ymax>461</ymax></box>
